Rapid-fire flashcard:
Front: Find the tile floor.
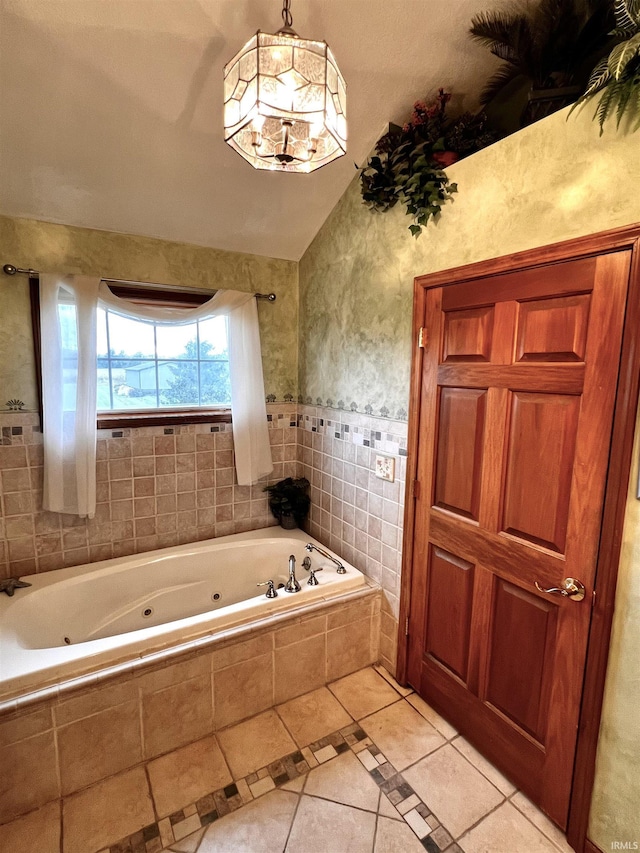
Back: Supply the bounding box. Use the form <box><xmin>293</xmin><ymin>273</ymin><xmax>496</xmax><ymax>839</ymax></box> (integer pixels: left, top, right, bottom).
<box><xmin>137</xmin><ymin>664</ymin><xmax>576</xmax><ymax>853</ymax></box>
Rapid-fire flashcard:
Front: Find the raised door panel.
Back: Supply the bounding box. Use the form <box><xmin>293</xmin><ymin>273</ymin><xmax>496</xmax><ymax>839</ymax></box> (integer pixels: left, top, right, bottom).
<box><xmin>501</xmin><ymin>392</ymin><xmax>580</xmax><ymax>552</ymax></box>
<box><xmin>425</xmin><ymin>547</ymin><xmax>475</xmax><ymax>684</ymax></box>
<box><xmin>442</xmin><ymin>306</ymin><xmax>494</xmax><ymax>362</ymax></box>
<box><xmin>515</xmin><ymin>294</ymin><xmax>591</xmax><ymax>363</ymax></box>
<box><xmin>434</xmin><ymin>388</ymin><xmax>487</xmax><ymax>520</ymax></box>
<box><xmin>485</xmin><ymin>580</ymin><xmax>557</xmax><ymax>742</ymax></box>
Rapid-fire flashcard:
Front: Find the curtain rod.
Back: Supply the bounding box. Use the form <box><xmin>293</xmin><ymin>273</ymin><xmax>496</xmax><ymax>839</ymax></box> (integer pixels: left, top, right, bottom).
<box><xmin>2</xmin><ymin>264</ymin><xmax>277</xmax><ymax>302</ymax></box>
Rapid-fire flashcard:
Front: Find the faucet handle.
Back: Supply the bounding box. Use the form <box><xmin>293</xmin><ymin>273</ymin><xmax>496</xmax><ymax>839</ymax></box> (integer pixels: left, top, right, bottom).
<box><xmin>257</xmin><ymin>579</ymin><xmax>278</xmax><ymax>598</ymax></box>
<box><xmin>307</xmin><ymin>566</ymin><xmax>323</xmax><ymax>586</ymax></box>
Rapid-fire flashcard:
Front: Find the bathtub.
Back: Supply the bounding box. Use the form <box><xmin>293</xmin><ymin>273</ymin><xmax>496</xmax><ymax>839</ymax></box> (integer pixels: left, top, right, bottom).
<box><xmin>0</xmin><ymin>527</ymin><xmax>368</xmax><ymax>707</ymax></box>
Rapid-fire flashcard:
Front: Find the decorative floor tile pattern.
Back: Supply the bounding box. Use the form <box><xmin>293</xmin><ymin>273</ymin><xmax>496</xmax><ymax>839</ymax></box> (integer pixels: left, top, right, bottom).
<box><xmin>81</xmin><ymin>667</ymin><xmax>572</xmax><ymax>853</ymax></box>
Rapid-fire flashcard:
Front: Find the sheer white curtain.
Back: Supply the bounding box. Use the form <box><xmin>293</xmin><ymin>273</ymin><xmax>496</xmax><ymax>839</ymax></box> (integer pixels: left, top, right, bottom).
<box><xmin>40</xmin><ymin>276</ymin><xmax>273</xmax><ymax>518</ymax></box>
<box><xmin>40</xmin><ymin>274</ymin><xmax>100</xmax><ymax>517</ymax></box>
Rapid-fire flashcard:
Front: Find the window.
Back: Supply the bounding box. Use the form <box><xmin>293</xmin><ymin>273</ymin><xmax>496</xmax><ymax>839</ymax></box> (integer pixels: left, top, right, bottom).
<box><xmin>96</xmin><ymin>310</ymin><xmax>231</xmax><ymax>412</ymax></box>
<box><xmin>32</xmin><ymin>280</ymin><xmax>234</xmax><ymax>429</ymax></box>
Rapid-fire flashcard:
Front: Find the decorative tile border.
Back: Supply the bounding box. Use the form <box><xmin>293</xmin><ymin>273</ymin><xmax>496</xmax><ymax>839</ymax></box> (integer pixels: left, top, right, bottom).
<box><xmin>104</xmin><ymin>722</ymin><xmax>460</xmax><ymax>853</ymax></box>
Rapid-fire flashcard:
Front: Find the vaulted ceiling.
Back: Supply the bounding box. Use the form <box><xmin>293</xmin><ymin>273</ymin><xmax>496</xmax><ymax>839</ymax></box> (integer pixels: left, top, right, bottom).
<box><xmin>0</xmin><ymin>0</ymin><xmax>513</xmax><ymax>260</ymax></box>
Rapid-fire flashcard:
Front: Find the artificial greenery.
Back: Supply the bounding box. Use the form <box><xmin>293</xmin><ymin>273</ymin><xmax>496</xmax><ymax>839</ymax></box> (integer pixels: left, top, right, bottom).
<box><xmin>264</xmin><ymin>477</ymin><xmax>311</xmax><ymax>527</ymax></box>
<box><xmin>359</xmin><ymin>90</ymin><xmax>496</xmax><ymax>236</ymax></box>
<box><xmin>570</xmin><ymin>0</ymin><xmax>640</xmax><ymax>132</ymax></box>
<box><xmin>469</xmin><ymin>0</ymin><xmax>615</xmax><ymax>130</ymax></box>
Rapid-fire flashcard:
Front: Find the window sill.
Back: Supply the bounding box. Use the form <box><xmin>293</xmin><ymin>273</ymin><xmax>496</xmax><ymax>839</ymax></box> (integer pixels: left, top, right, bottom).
<box><xmin>97</xmin><ymin>409</ymin><xmax>232</xmax><ymax>429</ymax></box>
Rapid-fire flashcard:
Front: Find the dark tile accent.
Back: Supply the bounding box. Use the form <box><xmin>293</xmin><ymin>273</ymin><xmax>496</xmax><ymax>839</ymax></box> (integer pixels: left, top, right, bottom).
<box><xmin>11</xmin><ymin>426</ymin><xmax>23</xmax><ymax>435</ymax></box>
<box><xmin>210</xmin><ymin>425</ymin><xmax>219</xmax><ymax>432</ymax></box>
<box><xmin>334</xmin><ymin>432</ymin><xmax>340</xmax><ymax>438</ymax></box>
<box><xmin>213</xmin><ymin>789</ymin><xmax>232</xmax><ymax>817</ymax></box>
<box><xmin>200</xmin><ymin>809</ymin><xmax>219</xmax><ymax>825</ymax></box>
<box><xmin>422</xmin><ymin>838</ymin><xmax>441</xmax><ymax>853</ymax></box>
<box><xmin>169</xmin><ymin>809</ymin><xmax>185</xmax><ymax>825</ymax></box>
<box><xmin>363</xmin><ymin>439</ymin><xmax>370</xmax><ymax>446</ymax></box>
<box><xmin>370</xmin><ymin>768</ymin><xmax>385</xmax><ymax>785</ymax></box>
<box><xmin>399</xmin><ymin>447</ymin><xmax>408</xmax><ymax>456</ymax></box>
<box><xmin>377</xmin><ymin>762</ymin><xmax>397</xmax><ymax>780</ymax></box>
<box><xmin>274</xmin><ymin>772</ymin><xmax>289</xmax><ymax>786</ymax></box>
<box><xmin>344</xmin><ymin>424</ymin><xmax>349</xmax><ymax>432</ymax></box>
<box><xmin>267</xmin><ymin>414</ymin><xmax>273</xmax><ymax>421</ymax></box>
<box><xmin>375</xmin><ymin>431</ymin><xmax>381</xmax><ymax>440</ymax></box>
<box><xmin>290</xmin><ymin>750</ymin><xmax>304</xmax><ymax>764</ymax></box>
<box><xmin>112</xmin><ymin>430</ymin><xmax>124</xmax><ymax>438</ymax></box>
<box><xmin>163</xmin><ymin>428</ymin><xmax>174</xmax><ymax>435</ymax></box>
<box><xmin>223</xmin><ymin>782</ymin><xmax>238</xmax><ymax>798</ymax></box>
<box><xmin>416</xmin><ymin>803</ymin><xmax>432</xmax><ymax>820</ymax></box>
<box><xmin>196</xmin><ymin>793</ymin><xmax>216</xmax><ymax>816</ymax></box>
<box><xmin>335</xmin><ymin>741</ymin><xmax>350</xmax><ymax>754</ymax></box>
<box><xmin>142</xmin><ymin>824</ymin><xmax>160</xmax><ymax>842</ymax></box>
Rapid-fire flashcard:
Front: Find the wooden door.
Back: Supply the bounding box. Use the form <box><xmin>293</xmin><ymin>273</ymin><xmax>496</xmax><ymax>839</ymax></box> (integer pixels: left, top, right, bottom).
<box><xmin>404</xmin><ymin>249</ymin><xmax>632</xmax><ymax>829</ymax></box>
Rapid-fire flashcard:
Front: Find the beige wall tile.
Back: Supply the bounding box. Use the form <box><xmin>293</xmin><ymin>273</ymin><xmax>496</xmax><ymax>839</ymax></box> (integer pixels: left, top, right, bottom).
<box><xmin>0</xmin><ymin>705</ymin><xmax>53</xmax><ymax>748</ymax></box>
<box><xmin>0</xmin><ymin>731</ymin><xmax>59</xmax><ymax>822</ymax></box>
<box><xmin>327</xmin><ymin>617</ymin><xmax>375</xmax><ymax>682</ymax></box>
<box><xmin>58</xmin><ymin>699</ymin><xmax>142</xmax><ymax>795</ymax></box>
<box><xmin>210</xmin><ymin>633</ymin><xmax>272</xmax><ymax>671</ymax></box>
<box><xmin>274</xmin><ymin>633</ymin><xmax>326</xmax><ymax>704</ymax></box>
<box><xmin>274</xmin><ymin>614</ymin><xmax>326</xmax><ymax>648</ymax></box>
<box><xmin>0</xmin><ymin>801</ymin><xmax>60</xmax><ymax>853</ymax></box>
<box><xmin>62</xmin><ymin>766</ymin><xmax>154</xmax><ymax>853</ymax></box>
<box><xmin>142</xmin><ymin>673</ymin><xmax>213</xmax><ymax>759</ymax></box>
<box><xmin>147</xmin><ymin>735</ymin><xmax>232</xmax><ymax>818</ymax></box>
<box><xmin>54</xmin><ymin>679</ymin><xmax>137</xmax><ymax>726</ymax></box>
<box><xmin>137</xmin><ymin>653</ymin><xmax>211</xmax><ymax>695</ymax></box>
<box><xmin>327</xmin><ymin>599</ymin><xmax>372</xmax><ymax>630</ymax></box>
<box><xmin>213</xmin><ymin>653</ymin><xmax>273</xmax><ymax>729</ymax></box>
<box><xmin>217</xmin><ymin>710</ymin><xmax>296</xmax><ymax>779</ymax></box>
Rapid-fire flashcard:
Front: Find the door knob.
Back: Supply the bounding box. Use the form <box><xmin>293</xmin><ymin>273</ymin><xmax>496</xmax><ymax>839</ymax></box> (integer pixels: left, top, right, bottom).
<box><xmin>534</xmin><ymin>577</ymin><xmax>586</xmax><ymax>601</ymax></box>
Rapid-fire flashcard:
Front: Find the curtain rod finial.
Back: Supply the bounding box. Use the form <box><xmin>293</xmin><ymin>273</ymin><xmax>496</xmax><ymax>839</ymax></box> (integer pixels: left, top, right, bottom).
<box><xmin>3</xmin><ymin>264</ymin><xmax>18</xmax><ymax>275</ymax></box>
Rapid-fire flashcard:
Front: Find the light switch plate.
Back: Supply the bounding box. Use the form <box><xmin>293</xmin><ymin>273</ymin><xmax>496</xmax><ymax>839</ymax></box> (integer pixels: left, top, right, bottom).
<box><xmin>375</xmin><ymin>454</ymin><xmax>395</xmax><ymax>482</ymax></box>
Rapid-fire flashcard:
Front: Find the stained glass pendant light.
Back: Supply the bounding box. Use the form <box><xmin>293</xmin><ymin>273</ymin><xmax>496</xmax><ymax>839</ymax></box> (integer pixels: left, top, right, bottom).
<box><xmin>223</xmin><ymin>0</ymin><xmax>347</xmax><ymax>172</ymax></box>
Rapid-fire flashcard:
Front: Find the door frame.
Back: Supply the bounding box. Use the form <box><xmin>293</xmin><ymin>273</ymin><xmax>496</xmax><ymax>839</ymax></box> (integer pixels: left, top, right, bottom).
<box><xmin>396</xmin><ymin>223</ymin><xmax>640</xmax><ymax>853</ymax></box>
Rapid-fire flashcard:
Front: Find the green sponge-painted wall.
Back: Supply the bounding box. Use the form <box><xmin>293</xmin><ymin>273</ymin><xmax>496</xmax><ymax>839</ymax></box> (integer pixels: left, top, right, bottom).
<box><xmin>0</xmin><ymin>215</ymin><xmax>298</xmax><ymax>410</ymax></box>
<box><xmin>299</xmin><ymin>105</ymin><xmax>640</xmax><ymax>849</ymax></box>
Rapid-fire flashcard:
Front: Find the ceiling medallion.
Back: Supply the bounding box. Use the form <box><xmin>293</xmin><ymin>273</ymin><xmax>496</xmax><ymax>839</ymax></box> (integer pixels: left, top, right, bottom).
<box><xmin>223</xmin><ymin>0</ymin><xmax>347</xmax><ymax>173</ymax></box>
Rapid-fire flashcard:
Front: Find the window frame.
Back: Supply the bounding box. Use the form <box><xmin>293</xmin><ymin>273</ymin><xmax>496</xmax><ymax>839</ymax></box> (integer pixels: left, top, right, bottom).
<box><xmin>30</xmin><ymin>278</ymin><xmax>232</xmax><ymax>429</ymax></box>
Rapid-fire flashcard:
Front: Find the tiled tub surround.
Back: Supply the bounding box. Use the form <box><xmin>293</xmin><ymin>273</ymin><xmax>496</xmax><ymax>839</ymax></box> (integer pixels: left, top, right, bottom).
<box><xmin>0</xmin><ymin>592</ymin><xmax>380</xmax><ymax>839</ymax></box>
<box><xmin>297</xmin><ymin>405</ymin><xmax>407</xmax><ymax>675</ymax></box>
<box><xmin>0</xmin><ymin>528</ymin><xmax>369</xmax><ymax>704</ymax></box>
<box><xmin>0</xmin><ymin>666</ymin><xmax>574</xmax><ymax>853</ymax></box>
<box><xmin>0</xmin><ymin>404</ymin><xmax>299</xmax><ymax>580</ymax></box>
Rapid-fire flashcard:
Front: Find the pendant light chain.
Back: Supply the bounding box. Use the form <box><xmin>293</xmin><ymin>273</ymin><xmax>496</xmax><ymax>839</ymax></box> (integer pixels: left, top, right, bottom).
<box><xmin>281</xmin><ymin>0</ymin><xmax>293</xmax><ymax>29</ymax></box>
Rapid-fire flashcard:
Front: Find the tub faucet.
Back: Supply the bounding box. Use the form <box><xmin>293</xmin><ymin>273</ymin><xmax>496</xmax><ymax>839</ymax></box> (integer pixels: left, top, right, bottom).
<box><xmin>305</xmin><ymin>543</ymin><xmax>346</xmax><ymax>574</ymax></box>
<box><xmin>284</xmin><ymin>554</ymin><xmax>301</xmax><ymax>593</ymax></box>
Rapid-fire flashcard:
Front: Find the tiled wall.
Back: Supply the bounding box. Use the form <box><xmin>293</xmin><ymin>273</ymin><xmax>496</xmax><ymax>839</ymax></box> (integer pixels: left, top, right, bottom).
<box><xmin>0</xmin><ymin>402</ymin><xmax>405</xmax><ymax>675</ymax></box>
<box><xmin>0</xmin><ymin>405</ymin><xmax>298</xmax><ymax>580</ymax></box>
<box><xmin>296</xmin><ymin>405</ymin><xmax>407</xmax><ymax>675</ymax></box>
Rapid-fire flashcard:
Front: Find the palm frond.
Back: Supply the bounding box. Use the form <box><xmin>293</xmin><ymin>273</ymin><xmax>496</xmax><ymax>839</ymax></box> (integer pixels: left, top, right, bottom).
<box><xmin>469</xmin><ymin>11</ymin><xmax>527</xmax><ymax>52</ymax></box>
<box><xmin>608</xmin><ymin>33</ymin><xmax>640</xmax><ymax>78</ymax></box>
<box><xmin>615</xmin><ymin>75</ymin><xmax>635</xmax><ymax>122</ymax></box>
<box><xmin>614</xmin><ymin>0</ymin><xmax>640</xmax><ymax>30</ymax></box>
<box><xmin>479</xmin><ymin>63</ymin><xmax>522</xmax><ymax>104</ymax></box>
<box><xmin>594</xmin><ymin>79</ymin><xmax>622</xmax><ymax>131</ymax></box>
<box><xmin>584</xmin><ymin>57</ymin><xmax>613</xmax><ymax>94</ymax></box>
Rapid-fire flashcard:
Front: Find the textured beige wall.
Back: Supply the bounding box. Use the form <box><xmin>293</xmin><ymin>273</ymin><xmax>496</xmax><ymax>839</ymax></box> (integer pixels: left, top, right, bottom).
<box><xmin>0</xmin><ymin>215</ymin><xmax>298</xmax><ymax>410</ymax></box>
<box><xmin>299</xmin><ymin>105</ymin><xmax>640</xmax><ymax>848</ymax></box>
